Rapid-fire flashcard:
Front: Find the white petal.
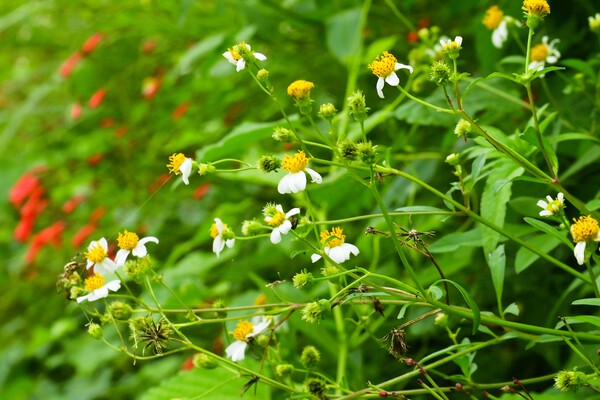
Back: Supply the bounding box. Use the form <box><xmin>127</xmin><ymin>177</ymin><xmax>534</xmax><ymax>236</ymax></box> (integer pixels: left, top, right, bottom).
<box><xmin>88</xmin><ymin>286</ymin><xmax>109</xmax><ymax>302</ymax></box>
<box><xmin>213</xmin><ymin>236</ymin><xmax>225</xmax><ymax>257</ymax></box>
<box><xmin>537</xmin><ymin>200</ymin><xmax>549</xmax><ymax>209</ymax></box>
<box><xmin>236</xmin><ymin>59</ymin><xmax>246</xmax><ymax>72</ymax></box>
<box><xmin>180</xmin><ymin>158</ymin><xmax>192</xmax><ymax>185</ymax></box>
<box><xmin>270</xmin><ymin>228</ymin><xmax>282</xmax><ymax>244</ymax></box>
<box><xmin>385</xmin><ymin>72</ymin><xmax>399</xmax><ymax>87</ymax></box>
<box><xmin>395</xmin><ymin>63</ymin><xmax>414</xmax><ymax>74</ymax></box>
<box><xmin>115</xmin><ymin>249</ymin><xmax>130</xmax><ymax>266</ymax></box>
<box><xmin>305</xmin><ymin>168</ymin><xmax>322</xmax><ymax>184</ymax></box>
<box><xmin>133</xmin><ymin>237</ymin><xmax>159</xmax><ymax>257</ymax></box>
<box><xmin>328</xmin><ymin>246</ymin><xmax>349</xmax><ymax>263</ymax></box>
<box><xmin>344</xmin><ymin>243</ymin><xmax>360</xmax><ymax>256</ymax></box>
<box><xmin>492</xmin><ymin>21</ymin><xmax>507</xmax><ymax>48</ymax></box>
<box><xmin>287</xmin><ymin>172</ymin><xmax>307</xmax><ymax>193</ymax></box>
<box><xmin>277</xmin><ymin>174</ymin><xmax>293</xmax><ymax>194</ymax></box>
<box><xmin>225</xmin><ymin>238</ymin><xmax>235</xmax><ymax>248</ymax></box>
<box><xmin>574</xmin><ymin>241</ymin><xmax>587</xmax><ymax>265</ymax></box>
<box><xmin>311</xmin><ymin>253</ymin><xmax>322</xmax><ymax>263</ymax></box>
<box><xmin>251</xmin><ymin>320</ymin><xmax>271</xmax><ymax>335</ymax></box>
<box><xmin>286</xmin><ymin>207</ymin><xmax>301</xmax><ymax>218</ymax></box>
<box><xmin>225</xmin><ymin>341</ymin><xmax>247</xmax><ymax>362</ymax></box>
<box><xmin>76</xmin><ymin>293</ymin><xmax>92</xmax><ymax>303</ymax></box>
<box><xmin>95</xmin><ymin>258</ymin><xmax>118</xmax><ymax>275</ymax></box>
<box><xmin>376</xmin><ymin>77</ymin><xmax>385</xmax><ymax>98</ymax></box>
<box><xmin>557</xmin><ymin>193</ymin><xmax>564</xmax><ymax>202</ymax></box>
<box><xmin>454</xmin><ymin>36</ymin><xmax>463</xmax><ymax>46</ymax></box>
<box><xmin>539</xmin><ymin>210</ymin><xmax>553</xmax><ymax>217</ymax></box>
<box><xmin>546</xmin><ymin>55</ymin><xmax>558</xmax><ymax>64</ymax></box>
<box><xmin>214</xmin><ymin>218</ymin><xmax>224</xmax><ymax>234</ymax></box>
<box><xmin>254</xmin><ymin>52</ymin><xmax>267</xmax><ymax>61</ymax></box>
<box><xmin>105</xmin><ymin>280</ymin><xmax>122</xmax><ymax>292</ymax></box>
<box><xmin>278</xmin><ymin>220</ymin><xmax>292</xmax><ymax>235</ymax></box>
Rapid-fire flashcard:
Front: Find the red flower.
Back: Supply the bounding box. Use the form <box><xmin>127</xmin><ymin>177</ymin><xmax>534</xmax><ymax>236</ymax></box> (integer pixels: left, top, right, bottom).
<box><xmin>181</xmin><ymin>355</ymin><xmax>195</xmax><ymax>371</ymax></box>
<box><xmin>171</xmin><ymin>102</ymin><xmax>189</xmax><ymax>120</ymax></box>
<box><xmin>25</xmin><ymin>221</ymin><xmax>66</xmax><ymax>264</ymax></box>
<box><xmin>407</xmin><ymin>31</ymin><xmax>419</xmax><ymax>43</ymax></box>
<box><xmin>88</xmin><ymin>153</ymin><xmax>104</xmax><ymax>166</ymax></box>
<box><xmin>60</xmin><ymin>52</ymin><xmax>83</xmax><ymax>78</ymax></box>
<box><xmin>14</xmin><ymin>216</ymin><xmax>36</xmax><ymax>243</ymax></box>
<box><xmin>71</xmin><ymin>223</ymin><xmax>96</xmax><ymax>248</ymax></box>
<box><xmin>90</xmin><ymin>207</ymin><xmax>106</xmax><ymax>224</ymax></box>
<box><xmin>70</xmin><ymin>102</ymin><xmax>83</xmax><ymax>120</ymax></box>
<box><xmin>20</xmin><ymin>187</ymin><xmax>47</xmax><ymax>219</ymax></box>
<box><xmin>142</xmin><ymin>77</ymin><xmax>161</xmax><ymax>100</ymax></box>
<box><xmin>81</xmin><ymin>32</ymin><xmax>104</xmax><ymax>55</ymax></box>
<box><xmin>141</xmin><ymin>39</ymin><xmax>157</xmax><ymax>54</ymax></box>
<box><xmin>88</xmin><ymin>88</ymin><xmax>107</xmax><ymax>109</ymax></box>
<box><xmin>62</xmin><ymin>195</ymin><xmax>86</xmax><ymax>214</ymax></box>
<box><xmin>193</xmin><ymin>183</ymin><xmax>211</xmax><ymax>200</ymax></box>
<box><xmin>100</xmin><ymin>118</ymin><xmax>115</xmax><ymax>128</ymax></box>
<box><xmin>9</xmin><ymin>173</ymin><xmax>41</xmax><ymax>207</ymax></box>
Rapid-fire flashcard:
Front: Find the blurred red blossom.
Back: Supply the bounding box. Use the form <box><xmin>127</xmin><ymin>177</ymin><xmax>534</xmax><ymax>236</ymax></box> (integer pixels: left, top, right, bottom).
<box><xmin>60</xmin><ymin>52</ymin><xmax>83</xmax><ymax>78</ymax></box>
<box><xmin>142</xmin><ymin>77</ymin><xmax>161</xmax><ymax>100</ymax></box>
<box><xmin>81</xmin><ymin>32</ymin><xmax>104</xmax><ymax>55</ymax></box>
<box><xmin>62</xmin><ymin>195</ymin><xmax>86</xmax><ymax>214</ymax></box>
<box><xmin>10</xmin><ymin>172</ymin><xmax>41</xmax><ymax>207</ymax></box>
<box><xmin>25</xmin><ymin>221</ymin><xmax>66</xmax><ymax>264</ymax></box>
<box><xmin>70</xmin><ymin>102</ymin><xmax>83</xmax><ymax>120</ymax></box>
<box><xmin>172</xmin><ymin>102</ymin><xmax>189</xmax><ymax>120</ymax></box>
<box><xmin>88</xmin><ymin>88</ymin><xmax>107</xmax><ymax>108</ymax></box>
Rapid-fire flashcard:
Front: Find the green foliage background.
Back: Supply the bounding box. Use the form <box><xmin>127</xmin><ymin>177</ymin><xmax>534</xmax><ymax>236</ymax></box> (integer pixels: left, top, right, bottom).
<box><xmin>1</xmin><ymin>0</ymin><xmax>600</xmax><ymax>399</ymax></box>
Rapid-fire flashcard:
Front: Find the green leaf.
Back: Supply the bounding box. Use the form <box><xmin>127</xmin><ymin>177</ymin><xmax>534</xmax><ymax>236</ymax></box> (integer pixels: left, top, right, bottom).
<box><xmin>488</xmin><ymin>245</ymin><xmax>505</xmax><ymax>309</ymax></box>
<box><xmin>529</xmin><ymin>66</ymin><xmax>565</xmax><ymax>80</ymax></box>
<box><xmin>572</xmin><ymin>298</ymin><xmax>600</xmax><ymax>307</ymax></box>
<box><xmin>428</xmin><ymin>228</ymin><xmax>482</xmax><ymax>253</ymax></box>
<box><xmin>515</xmin><ymin>234</ymin><xmax>563</xmax><ymax>273</ymax></box>
<box><xmin>523</xmin><ymin>217</ymin><xmax>573</xmax><ymax>248</ymax></box>
<box><xmin>432</xmin><ymin>279</ymin><xmax>480</xmax><ymax>335</ymax></box>
<box><xmin>560</xmin><ymin>58</ymin><xmax>596</xmax><ymax>79</ymax></box>
<box><xmin>326</xmin><ymin>8</ymin><xmax>361</xmax><ymax>65</ymax></box>
<box><xmin>480</xmin><ymin>159</ymin><xmax>524</xmax><ymax>256</ymax></box>
<box><xmin>174</xmin><ymin>33</ymin><xmax>225</xmax><ymax>76</ymax></box>
<box><xmin>561</xmin><ymin>145</ymin><xmax>600</xmax><ymax>181</ymax></box>
<box><xmin>504</xmin><ymin>303</ymin><xmax>520</xmax><ymax>316</ymax></box>
<box><xmin>140</xmin><ymin>367</ymin><xmax>271</xmax><ymax>400</ymax></box>
<box><xmin>549</xmin><ymin>133</ymin><xmax>600</xmax><ymax>146</ymax></box>
<box><xmin>394</xmin><ymin>205</ymin><xmax>448</xmax><ymax>213</ymax></box>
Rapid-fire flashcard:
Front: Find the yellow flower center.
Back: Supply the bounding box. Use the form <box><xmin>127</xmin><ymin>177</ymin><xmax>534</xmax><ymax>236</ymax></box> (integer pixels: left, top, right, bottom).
<box><xmin>85</xmin><ymin>242</ymin><xmax>107</xmax><ymax>263</ymax></box>
<box><xmin>210</xmin><ymin>222</ymin><xmax>230</xmax><ymax>239</ymax></box>
<box><xmin>571</xmin><ymin>216</ymin><xmax>600</xmax><ymax>242</ymax></box>
<box><xmin>522</xmin><ymin>0</ymin><xmax>550</xmax><ymax>16</ymax></box>
<box><xmin>228</xmin><ymin>47</ymin><xmax>241</xmax><ymax>60</ymax></box>
<box><xmin>266</xmin><ymin>210</ymin><xmax>285</xmax><ymax>227</ymax></box>
<box><xmin>233</xmin><ymin>321</ymin><xmax>254</xmax><ymax>341</ymax></box>
<box><xmin>368</xmin><ymin>51</ymin><xmax>397</xmax><ymax>78</ymax></box>
<box><xmin>530</xmin><ymin>44</ymin><xmax>549</xmax><ymax>62</ymax></box>
<box><xmin>483</xmin><ymin>6</ymin><xmax>504</xmax><ymax>29</ymax></box>
<box><xmin>545</xmin><ymin>199</ymin><xmax>562</xmax><ymax>212</ymax></box>
<box><xmin>167</xmin><ymin>153</ymin><xmax>186</xmax><ymax>174</ymax></box>
<box><xmin>320</xmin><ymin>227</ymin><xmax>345</xmax><ymax>248</ymax></box>
<box><xmin>287</xmin><ymin>80</ymin><xmax>314</xmax><ymax>100</ymax></box>
<box><xmin>117</xmin><ymin>230</ymin><xmax>139</xmax><ymax>250</ymax></box>
<box><xmin>84</xmin><ymin>273</ymin><xmax>105</xmax><ymax>291</ymax></box>
<box><xmin>282</xmin><ymin>151</ymin><xmax>309</xmax><ymax>173</ymax></box>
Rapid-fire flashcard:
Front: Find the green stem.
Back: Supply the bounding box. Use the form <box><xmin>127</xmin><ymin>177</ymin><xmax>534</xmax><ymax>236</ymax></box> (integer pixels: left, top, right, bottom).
<box><xmin>585</xmin><ymin>260</ymin><xmax>600</xmax><ymax>297</ymax></box>
<box><xmin>524</xmin><ymin>27</ymin><xmax>534</xmax><ymax>74</ymax></box>
<box><xmin>524</xmin><ymin>82</ymin><xmax>556</xmax><ymax>179</ymax></box>
<box><xmin>397</xmin><ymin>85</ymin><xmax>455</xmax><ymax>114</ymax></box>
<box><xmin>330</xmin><ymin>283</ymin><xmax>348</xmax><ymax>395</ymax></box>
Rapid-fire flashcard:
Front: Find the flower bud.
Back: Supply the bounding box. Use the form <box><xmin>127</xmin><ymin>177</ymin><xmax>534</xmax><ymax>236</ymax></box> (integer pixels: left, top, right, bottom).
<box><xmin>554</xmin><ymin>370</ymin><xmax>587</xmax><ymax>392</ymax></box>
<box><xmin>258</xmin><ymin>156</ymin><xmax>281</xmax><ymax>173</ymax></box>
<box><xmin>301</xmin><ymin>299</ymin><xmax>330</xmax><ymax>324</ymax></box>
<box><xmin>445</xmin><ymin>153</ymin><xmax>460</xmax><ymax>166</ymax></box>
<box><xmin>356</xmin><ymin>141</ymin><xmax>377</xmax><ymax>165</ymax></box>
<box><xmin>292</xmin><ymin>269</ymin><xmax>314</xmax><ymax>289</ymax></box>
<box><xmin>318</xmin><ymin>103</ymin><xmax>337</xmax><ymax>121</ymax></box>
<box><xmin>347</xmin><ymin>90</ymin><xmax>369</xmax><ymax>122</ymax></box>
<box><xmin>108</xmin><ymin>301</ymin><xmax>132</xmax><ymax>320</ymax></box>
<box><xmin>305</xmin><ymin>377</ymin><xmax>327</xmax><ymax>397</ymax></box>
<box><xmin>241</xmin><ymin>219</ymin><xmax>263</xmax><ymax>236</ymax></box>
<box><xmin>125</xmin><ymin>256</ymin><xmax>154</xmax><ymax>281</ymax></box>
<box><xmin>212</xmin><ymin>299</ymin><xmax>227</xmax><ymax>318</ymax></box>
<box><xmin>276</xmin><ymin>363</ymin><xmax>294</xmax><ymax>378</ymax></box>
<box><xmin>272</xmin><ymin>127</ymin><xmax>293</xmax><ymax>142</ymax></box>
<box><xmin>434</xmin><ymin>312</ymin><xmax>448</xmax><ymax>328</ymax></box>
<box><xmin>198</xmin><ymin>163</ymin><xmax>216</xmax><ymax>176</ymax></box>
<box><xmin>430</xmin><ymin>61</ymin><xmax>451</xmax><ymax>86</ymax></box>
<box><xmin>257</xmin><ymin>68</ymin><xmax>269</xmax><ymax>81</ymax></box>
<box><xmin>87</xmin><ymin>322</ymin><xmax>103</xmax><ymax>339</ymax></box>
<box><xmin>300</xmin><ymin>345</ymin><xmax>321</xmax><ymax>368</ymax></box>
<box><xmin>193</xmin><ymin>353</ymin><xmax>218</xmax><ymax>369</ymax></box>
<box><xmin>454</xmin><ymin>119</ymin><xmax>472</xmax><ymax>139</ymax></box>
<box><xmin>339</xmin><ymin>142</ymin><xmax>358</xmax><ymax>161</ymax></box>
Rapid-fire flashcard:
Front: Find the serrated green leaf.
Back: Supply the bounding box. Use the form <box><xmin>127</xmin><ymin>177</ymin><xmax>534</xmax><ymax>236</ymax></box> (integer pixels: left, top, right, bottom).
<box><xmin>523</xmin><ymin>217</ymin><xmax>573</xmax><ymax>248</ymax></box>
<box><xmin>432</xmin><ymin>279</ymin><xmax>480</xmax><ymax>335</ymax></box>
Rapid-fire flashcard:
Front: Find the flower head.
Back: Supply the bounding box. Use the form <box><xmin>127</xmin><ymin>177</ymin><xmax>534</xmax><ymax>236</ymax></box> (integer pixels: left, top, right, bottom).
<box><xmin>115</xmin><ymin>230</ymin><xmax>159</xmax><ymax>266</ymax></box>
<box><xmin>368</xmin><ymin>51</ymin><xmax>413</xmax><ymax>99</ymax></box>
<box><xmin>311</xmin><ymin>227</ymin><xmax>359</xmax><ymax>264</ymax></box>
<box><xmin>287</xmin><ymin>80</ymin><xmax>314</xmax><ymax>101</ymax></box>
<box><xmin>263</xmin><ymin>204</ymin><xmax>301</xmax><ymax>244</ymax></box>
<box><xmin>554</xmin><ymin>370</ymin><xmax>587</xmax><ymax>392</ymax></box>
<box><xmin>210</xmin><ymin>218</ymin><xmax>235</xmax><ymax>257</ymax></box>
<box><xmin>522</xmin><ymin>0</ymin><xmax>550</xmax><ymax>30</ymax></box>
<box><xmin>483</xmin><ymin>6</ymin><xmax>521</xmax><ymax>48</ymax></box>
<box><xmin>76</xmin><ymin>273</ymin><xmax>121</xmax><ymax>303</ymax></box>
<box><xmin>225</xmin><ymin>318</ymin><xmax>271</xmax><ymax>362</ymax></box>
<box><xmin>223</xmin><ymin>42</ymin><xmax>267</xmax><ymax>72</ymax></box>
<box><xmin>84</xmin><ymin>237</ymin><xmax>118</xmax><ymax>275</ymax></box>
<box><xmin>440</xmin><ymin>36</ymin><xmax>463</xmax><ymax>58</ymax></box>
<box><xmin>536</xmin><ymin>193</ymin><xmax>565</xmax><ymax>216</ymax></box>
<box><xmin>278</xmin><ymin>151</ymin><xmax>322</xmax><ymax>194</ymax></box>
<box><xmin>570</xmin><ymin>216</ymin><xmax>600</xmax><ymax>265</ymax></box>
<box><xmin>167</xmin><ymin>153</ymin><xmax>193</xmax><ymax>185</ymax></box>
<box><xmin>529</xmin><ymin>36</ymin><xmax>560</xmax><ymax>72</ymax></box>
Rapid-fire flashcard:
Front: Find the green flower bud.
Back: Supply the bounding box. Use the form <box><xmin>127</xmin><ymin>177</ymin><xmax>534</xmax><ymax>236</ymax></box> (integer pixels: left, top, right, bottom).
<box><xmin>292</xmin><ymin>269</ymin><xmax>314</xmax><ymax>289</ymax></box>
<box><xmin>257</xmin><ymin>68</ymin><xmax>269</xmax><ymax>81</ymax></box>
<box><xmin>272</xmin><ymin>127</ymin><xmax>293</xmax><ymax>142</ymax></box>
<box><xmin>241</xmin><ymin>219</ymin><xmax>263</xmax><ymax>236</ymax></box>
<box><xmin>321</xmin><ymin>265</ymin><xmax>340</xmax><ymax>278</ymax></box>
<box><xmin>193</xmin><ymin>353</ymin><xmax>218</xmax><ymax>369</ymax></box>
<box><xmin>454</xmin><ymin>118</ymin><xmax>472</xmax><ymax>139</ymax></box>
<box><xmin>305</xmin><ymin>377</ymin><xmax>327</xmax><ymax>398</ymax></box>
<box><xmin>356</xmin><ymin>141</ymin><xmax>377</xmax><ymax>165</ymax></box>
<box><xmin>258</xmin><ymin>156</ymin><xmax>281</xmax><ymax>173</ymax></box>
<box><xmin>87</xmin><ymin>322</ymin><xmax>103</xmax><ymax>340</ymax></box>
<box><xmin>300</xmin><ymin>345</ymin><xmax>321</xmax><ymax>368</ymax></box>
<box><xmin>125</xmin><ymin>256</ymin><xmax>154</xmax><ymax>282</ymax></box>
<box><xmin>108</xmin><ymin>301</ymin><xmax>132</xmax><ymax>320</ymax></box>
<box><xmin>339</xmin><ymin>142</ymin><xmax>358</xmax><ymax>161</ymax></box>
<box><xmin>301</xmin><ymin>299</ymin><xmax>330</xmax><ymax>324</ymax></box>
<box><xmin>554</xmin><ymin>370</ymin><xmax>587</xmax><ymax>392</ymax></box>
<box><xmin>430</xmin><ymin>61</ymin><xmax>451</xmax><ymax>86</ymax></box>
<box><xmin>276</xmin><ymin>363</ymin><xmax>294</xmax><ymax>378</ymax></box>
<box><xmin>434</xmin><ymin>312</ymin><xmax>448</xmax><ymax>328</ymax></box>
<box><xmin>347</xmin><ymin>90</ymin><xmax>369</xmax><ymax>122</ymax></box>
<box><xmin>198</xmin><ymin>163</ymin><xmax>216</xmax><ymax>176</ymax></box>
<box><xmin>445</xmin><ymin>153</ymin><xmax>460</xmax><ymax>166</ymax></box>
<box><xmin>212</xmin><ymin>299</ymin><xmax>227</xmax><ymax>318</ymax></box>
<box><xmin>318</xmin><ymin>103</ymin><xmax>337</xmax><ymax>121</ymax></box>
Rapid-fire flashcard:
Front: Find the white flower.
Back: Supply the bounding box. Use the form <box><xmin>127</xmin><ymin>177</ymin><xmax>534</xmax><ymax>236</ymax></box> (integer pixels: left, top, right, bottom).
<box><xmin>223</xmin><ymin>42</ymin><xmax>266</xmax><ymax>72</ymax></box>
<box><xmin>85</xmin><ymin>237</ymin><xmax>118</xmax><ymax>275</ymax></box>
<box><xmin>225</xmin><ymin>318</ymin><xmax>271</xmax><ymax>362</ymax></box>
<box><xmin>167</xmin><ymin>153</ymin><xmax>193</xmax><ymax>185</ymax></box>
<box><xmin>368</xmin><ymin>51</ymin><xmax>413</xmax><ymax>98</ymax></box>
<box><xmin>483</xmin><ymin>6</ymin><xmax>522</xmax><ymax>49</ymax></box>
<box><xmin>76</xmin><ymin>273</ymin><xmax>121</xmax><ymax>303</ymax></box>
<box><xmin>210</xmin><ymin>218</ymin><xmax>235</xmax><ymax>257</ymax></box>
<box><xmin>115</xmin><ymin>230</ymin><xmax>159</xmax><ymax>266</ymax></box>
<box><xmin>440</xmin><ymin>36</ymin><xmax>463</xmax><ymax>52</ymax></box>
<box><xmin>264</xmin><ymin>204</ymin><xmax>300</xmax><ymax>244</ymax></box>
<box><xmin>536</xmin><ymin>193</ymin><xmax>565</xmax><ymax>217</ymax></box>
<box><xmin>277</xmin><ymin>151</ymin><xmax>322</xmax><ymax>194</ymax></box>
<box><xmin>571</xmin><ymin>216</ymin><xmax>600</xmax><ymax>265</ymax></box>
<box><xmin>311</xmin><ymin>227</ymin><xmax>360</xmax><ymax>264</ymax></box>
<box><xmin>529</xmin><ymin>36</ymin><xmax>560</xmax><ymax>72</ymax></box>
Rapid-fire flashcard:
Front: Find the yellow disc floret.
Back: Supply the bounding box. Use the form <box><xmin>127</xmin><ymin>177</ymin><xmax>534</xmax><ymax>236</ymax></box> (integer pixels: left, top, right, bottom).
<box><xmin>167</xmin><ymin>153</ymin><xmax>186</xmax><ymax>174</ymax></box>
<box><xmin>530</xmin><ymin>44</ymin><xmax>549</xmax><ymax>62</ymax></box>
<box><xmin>117</xmin><ymin>230</ymin><xmax>139</xmax><ymax>250</ymax></box>
<box><xmin>265</xmin><ymin>210</ymin><xmax>285</xmax><ymax>227</ymax></box>
<box><xmin>233</xmin><ymin>321</ymin><xmax>254</xmax><ymax>341</ymax></box>
<box><xmin>84</xmin><ymin>273</ymin><xmax>105</xmax><ymax>291</ymax></box>
<box><xmin>282</xmin><ymin>151</ymin><xmax>309</xmax><ymax>173</ymax></box>
<box><xmin>320</xmin><ymin>227</ymin><xmax>345</xmax><ymax>248</ymax></box>
<box><xmin>571</xmin><ymin>216</ymin><xmax>600</xmax><ymax>242</ymax></box>
<box><xmin>483</xmin><ymin>6</ymin><xmax>504</xmax><ymax>29</ymax></box>
<box><xmin>368</xmin><ymin>51</ymin><xmax>398</xmax><ymax>78</ymax></box>
<box><xmin>86</xmin><ymin>242</ymin><xmax>107</xmax><ymax>263</ymax></box>
<box><xmin>287</xmin><ymin>80</ymin><xmax>314</xmax><ymax>100</ymax></box>
<box><xmin>522</xmin><ymin>0</ymin><xmax>550</xmax><ymax>17</ymax></box>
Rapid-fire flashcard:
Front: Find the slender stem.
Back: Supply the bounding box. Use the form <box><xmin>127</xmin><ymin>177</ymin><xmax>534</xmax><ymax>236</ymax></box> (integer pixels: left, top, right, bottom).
<box><xmin>397</xmin><ymin>86</ymin><xmax>455</xmax><ymax>114</ymax></box>
<box><xmin>585</xmin><ymin>260</ymin><xmax>600</xmax><ymax>297</ymax></box>
<box><xmin>524</xmin><ymin>27</ymin><xmax>534</xmax><ymax>74</ymax></box>
<box><xmin>330</xmin><ymin>283</ymin><xmax>348</xmax><ymax>395</ymax></box>
<box><xmin>524</xmin><ymin>82</ymin><xmax>556</xmax><ymax>179</ymax></box>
